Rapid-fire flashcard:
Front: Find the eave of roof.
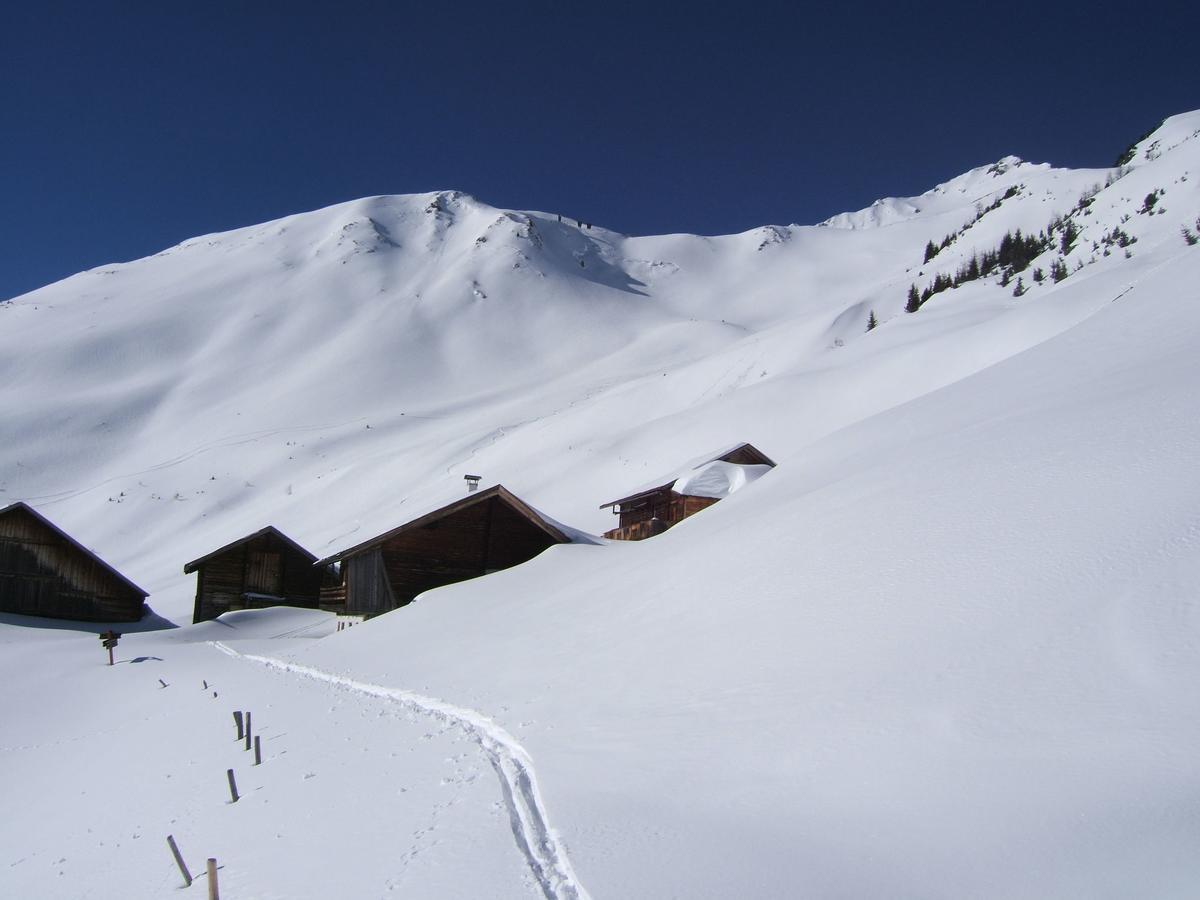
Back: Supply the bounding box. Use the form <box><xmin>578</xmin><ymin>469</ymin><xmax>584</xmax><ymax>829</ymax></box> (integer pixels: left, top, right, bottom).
<box><xmin>598</xmin><ymin>442</ymin><xmax>776</xmax><ymax>508</ymax></box>
<box><xmin>314</xmin><ymin>485</ymin><xmax>571</xmax><ymax>567</ymax></box>
<box><xmin>598</xmin><ymin>481</ymin><xmax>676</xmax><ymax>511</ymax></box>
<box><xmin>183</xmin><ymin>525</ymin><xmax>319</xmax><ymax>574</ymax></box>
<box><xmin>0</xmin><ymin>501</ymin><xmax>149</xmax><ymax>598</ymax></box>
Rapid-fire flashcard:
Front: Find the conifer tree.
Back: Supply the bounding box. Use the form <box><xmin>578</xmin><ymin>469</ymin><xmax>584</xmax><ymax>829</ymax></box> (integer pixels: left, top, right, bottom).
<box><xmin>1060</xmin><ymin>219</ymin><xmax>1080</xmax><ymax>255</ymax></box>
<box><xmin>923</xmin><ymin>240</ymin><xmax>938</xmax><ymax>263</ymax></box>
<box><xmin>905</xmin><ymin>283</ymin><xmax>921</xmax><ymax>313</ymax></box>
<box><xmin>867</xmin><ymin>310</ymin><xmax>878</xmax><ymax>331</ymax></box>
<box><xmin>1012</xmin><ymin>277</ymin><xmax>1026</xmax><ymax>297</ymax></box>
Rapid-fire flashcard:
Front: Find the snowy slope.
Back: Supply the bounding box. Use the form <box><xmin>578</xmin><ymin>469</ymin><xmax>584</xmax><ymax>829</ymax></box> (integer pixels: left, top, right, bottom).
<box><xmin>288</xmin><ymin>247</ymin><xmax>1200</xmax><ymax>898</ymax></box>
<box><xmin>1</xmin><ymin>112</ymin><xmax>1199</xmax><ymax>898</ymax></box>
<box><xmin>0</xmin><ymin>111</ymin><xmax>1192</xmax><ymax>621</ymax></box>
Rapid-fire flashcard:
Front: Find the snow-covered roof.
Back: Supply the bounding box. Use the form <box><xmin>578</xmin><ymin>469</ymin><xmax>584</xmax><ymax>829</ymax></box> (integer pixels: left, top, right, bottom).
<box><xmin>669</xmin><ymin>460</ymin><xmax>772</xmax><ymax>500</ymax></box>
<box><xmin>599</xmin><ymin>442</ymin><xmax>776</xmax><ymax>508</ymax></box>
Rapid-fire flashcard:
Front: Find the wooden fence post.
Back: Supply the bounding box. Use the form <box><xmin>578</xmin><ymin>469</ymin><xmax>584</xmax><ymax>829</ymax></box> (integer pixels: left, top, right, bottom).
<box><xmin>207</xmin><ymin>858</ymin><xmax>219</xmax><ymax>900</ymax></box>
<box><xmin>226</xmin><ymin>768</ymin><xmax>239</xmax><ymax>803</ymax></box>
<box><xmin>232</xmin><ymin>711</ymin><xmax>243</xmax><ymax>741</ymax></box>
<box><xmin>253</xmin><ymin>734</ymin><xmax>262</xmax><ymax>766</ymax></box>
<box><xmin>166</xmin><ymin>834</ymin><xmax>192</xmax><ymax>887</ymax></box>
<box><xmin>244</xmin><ymin>711</ymin><xmax>252</xmax><ymax>751</ymax></box>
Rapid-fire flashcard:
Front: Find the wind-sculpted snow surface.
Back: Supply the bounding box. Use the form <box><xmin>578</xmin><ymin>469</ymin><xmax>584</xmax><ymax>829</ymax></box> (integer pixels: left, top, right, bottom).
<box><xmin>211</xmin><ymin>641</ymin><xmax>590</xmax><ymax>900</ymax></box>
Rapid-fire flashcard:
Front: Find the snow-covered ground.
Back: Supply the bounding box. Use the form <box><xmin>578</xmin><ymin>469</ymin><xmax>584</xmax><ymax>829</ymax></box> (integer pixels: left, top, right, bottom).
<box><xmin>2</xmin><ymin>112</ymin><xmax>1199</xmax><ymax>897</ymax></box>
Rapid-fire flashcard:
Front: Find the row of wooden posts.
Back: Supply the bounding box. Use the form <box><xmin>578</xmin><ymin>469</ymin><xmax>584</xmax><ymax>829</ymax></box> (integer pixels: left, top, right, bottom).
<box><xmin>231</xmin><ymin>709</ymin><xmax>263</xmax><ymax>775</ymax></box>
<box><xmin>166</xmin><ymin>836</ymin><xmax>218</xmax><ymax>899</ymax></box>
<box><xmin>165</xmin><ymin>694</ymin><xmax>266</xmax><ymax>894</ymax></box>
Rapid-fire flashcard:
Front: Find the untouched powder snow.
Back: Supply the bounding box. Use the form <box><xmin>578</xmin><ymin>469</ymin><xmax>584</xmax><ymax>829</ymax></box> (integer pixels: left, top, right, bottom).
<box><xmin>2</xmin><ymin>111</ymin><xmax>1200</xmax><ymax>898</ymax></box>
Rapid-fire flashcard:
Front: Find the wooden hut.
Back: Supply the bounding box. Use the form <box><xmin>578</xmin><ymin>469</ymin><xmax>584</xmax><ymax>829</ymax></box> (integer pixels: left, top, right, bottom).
<box><xmin>600</xmin><ymin>442</ymin><xmax>776</xmax><ymax>541</ymax></box>
<box><xmin>184</xmin><ymin>526</ymin><xmax>328</xmax><ymax>624</ymax></box>
<box><xmin>316</xmin><ymin>485</ymin><xmax>571</xmax><ymax>619</ymax></box>
<box><xmin>0</xmin><ymin>502</ymin><xmax>147</xmax><ymax>622</ymax></box>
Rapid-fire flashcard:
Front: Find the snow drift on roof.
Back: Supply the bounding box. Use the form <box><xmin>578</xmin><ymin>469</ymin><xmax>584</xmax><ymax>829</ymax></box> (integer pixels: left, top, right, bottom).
<box><xmin>670</xmin><ymin>461</ymin><xmax>772</xmax><ymax>500</ymax></box>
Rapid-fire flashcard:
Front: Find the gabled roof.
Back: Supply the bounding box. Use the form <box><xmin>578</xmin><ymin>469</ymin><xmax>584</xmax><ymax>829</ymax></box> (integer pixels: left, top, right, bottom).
<box><xmin>314</xmin><ymin>484</ymin><xmax>572</xmax><ymax>567</ymax></box>
<box><xmin>599</xmin><ymin>442</ymin><xmax>777</xmax><ymax>508</ymax></box>
<box><xmin>183</xmin><ymin>525</ymin><xmax>319</xmax><ymax>574</ymax></box>
<box><xmin>0</xmin><ymin>501</ymin><xmax>149</xmax><ymax>597</ymax></box>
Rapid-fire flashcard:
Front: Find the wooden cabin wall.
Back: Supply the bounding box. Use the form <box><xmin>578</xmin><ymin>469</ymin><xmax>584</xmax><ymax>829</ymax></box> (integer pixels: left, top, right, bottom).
<box><xmin>682</xmin><ymin>496</ymin><xmax>720</xmax><ymax>518</ymax></box>
<box><xmin>0</xmin><ymin>510</ymin><xmax>144</xmax><ymax>622</ymax></box>
<box><xmin>344</xmin><ymin>497</ymin><xmax>559</xmax><ymax>616</ymax></box>
<box><xmin>378</xmin><ymin>500</ymin><xmax>491</xmax><ymax>608</ymax></box>
<box><xmin>617</xmin><ymin>487</ymin><xmax>674</xmax><ymax>528</ymax></box>
<box><xmin>484</xmin><ymin>500</ymin><xmax>560</xmax><ymax>569</ymax></box>
<box><xmin>192</xmin><ymin>532</ymin><xmax>323</xmax><ymax>623</ymax></box>
<box><xmin>603</xmin><ymin>517</ymin><xmax>672</xmax><ymax>542</ymax></box>
<box><xmin>319</xmin><ymin>565</ymin><xmax>347</xmax><ymax>611</ymax></box>
<box><xmin>278</xmin><ymin>542</ymin><xmax>325</xmax><ymax>602</ymax></box>
<box><xmin>609</xmin><ymin>493</ymin><xmax>720</xmax><ymax>541</ymax></box>
<box><xmin>192</xmin><ymin>548</ymin><xmax>248</xmax><ymax>622</ymax></box>
<box><xmin>617</xmin><ymin>489</ymin><xmax>719</xmax><ymax>529</ymax></box>
<box><xmin>344</xmin><ymin>549</ymin><xmax>396</xmax><ymax>616</ymax></box>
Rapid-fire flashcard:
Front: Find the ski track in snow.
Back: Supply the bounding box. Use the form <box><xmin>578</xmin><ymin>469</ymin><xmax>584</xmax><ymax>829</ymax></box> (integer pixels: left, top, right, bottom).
<box><xmin>210</xmin><ymin>640</ymin><xmax>589</xmax><ymax>900</ymax></box>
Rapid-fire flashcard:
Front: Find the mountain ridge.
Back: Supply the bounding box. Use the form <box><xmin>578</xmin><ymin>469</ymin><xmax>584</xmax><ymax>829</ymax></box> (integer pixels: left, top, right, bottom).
<box><xmin>1</xmin><ymin>110</ymin><xmax>1197</xmax><ymax>618</ymax></box>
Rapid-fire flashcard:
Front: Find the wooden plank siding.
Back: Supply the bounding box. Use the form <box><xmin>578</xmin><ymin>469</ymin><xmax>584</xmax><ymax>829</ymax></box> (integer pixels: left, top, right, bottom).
<box><xmin>377</xmin><ymin>497</ymin><xmax>555</xmax><ymax>606</ymax></box>
<box><xmin>611</xmin><ymin>490</ymin><xmax>719</xmax><ymax>530</ymax></box>
<box><xmin>344</xmin><ymin>550</ymin><xmax>396</xmax><ymax>617</ymax></box>
<box><xmin>0</xmin><ymin>504</ymin><xmax>146</xmax><ymax>622</ymax></box>
<box><xmin>187</xmin><ymin>528</ymin><xmax>327</xmax><ymax>623</ymax></box>
<box><xmin>602</xmin><ymin>518</ymin><xmax>671</xmax><ymax>542</ymax></box>
<box><xmin>604</xmin><ymin>492</ymin><xmax>718</xmax><ymax>539</ymax></box>
<box><xmin>318</xmin><ymin>577</ymin><xmax>347</xmax><ymax>610</ymax></box>
<box><xmin>600</xmin><ymin>442</ymin><xmax>775</xmax><ymax>542</ymax></box>
<box><xmin>323</xmin><ymin>487</ymin><xmax>571</xmax><ymax>619</ymax></box>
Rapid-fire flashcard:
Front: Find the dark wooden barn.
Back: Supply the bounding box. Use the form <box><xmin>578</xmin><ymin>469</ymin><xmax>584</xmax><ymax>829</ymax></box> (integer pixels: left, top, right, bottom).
<box><xmin>0</xmin><ymin>502</ymin><xmax>148</xmax><ymax>622</ymax></box>
<box><xmin>316</xmin><ymin>485</ymin><xmax>571</xmax><ymax>619</ymax></box>
<box><xmin>600</xmin><ymin>442</ymin><xmax>776</xmax><ymax>541</ymax></box>
<box><xmin>185</xmin><ymin>526</ymin><xmax>329</xmax><ymax>624</ymax></box>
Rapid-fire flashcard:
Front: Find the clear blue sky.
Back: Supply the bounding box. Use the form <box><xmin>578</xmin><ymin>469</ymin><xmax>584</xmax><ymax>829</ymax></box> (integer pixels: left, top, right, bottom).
<box><xmin>3</xmin><ymin>1</ymin><xmax>1194</xmax><ymax>300</ymax></box>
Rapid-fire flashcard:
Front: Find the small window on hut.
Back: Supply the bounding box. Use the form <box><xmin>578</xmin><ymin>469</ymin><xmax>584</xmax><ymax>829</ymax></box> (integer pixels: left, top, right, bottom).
<box><xmin>246</xmin><ymin>551</ymin><xmax>281</xmax><ymax>594</ymax></box>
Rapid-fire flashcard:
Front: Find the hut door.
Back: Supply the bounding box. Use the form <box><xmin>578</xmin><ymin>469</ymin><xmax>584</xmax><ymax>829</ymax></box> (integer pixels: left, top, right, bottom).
<box><xmin>345</xmin><ymin>549</ymin><xmax>397</xmax><ymax>616</ymax></box>
<box><xmin>246</xmin><ymin>551</ymin><xmax>282</xmax><ymax>595</ymax></box>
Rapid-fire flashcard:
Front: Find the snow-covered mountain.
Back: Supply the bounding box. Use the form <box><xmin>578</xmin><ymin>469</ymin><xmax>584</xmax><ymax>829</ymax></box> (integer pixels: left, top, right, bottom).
<box><xmin>5</xmin><ymin>112</ymin><xmax>1195</xmax><ymax>619</ymax></box>
<box><xmin>2</xmin><ymin>112</ymin><xmax>1199</xmax><ymax>898</ymax></box>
